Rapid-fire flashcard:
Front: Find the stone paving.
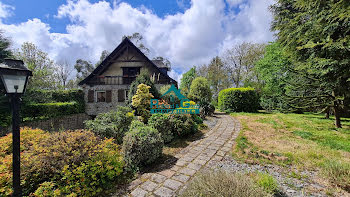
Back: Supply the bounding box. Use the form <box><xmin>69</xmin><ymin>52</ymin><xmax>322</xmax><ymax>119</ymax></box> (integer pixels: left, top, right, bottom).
<box><xmin>123</xmin><ymin>114</ymin><xmax>241</xmax><ymax>197</ymax></box>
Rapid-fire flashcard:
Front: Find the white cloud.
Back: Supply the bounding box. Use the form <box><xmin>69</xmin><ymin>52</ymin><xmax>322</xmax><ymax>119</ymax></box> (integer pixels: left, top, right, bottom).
<box><xmin>0</xmin><ymin>2</ymin><xmax>14</xmax><ymax>18</ymax></box>
<box><xmin>0</xmin><ymin>0</ymin><xmax>275</xmax><ymax>79</ymax></box>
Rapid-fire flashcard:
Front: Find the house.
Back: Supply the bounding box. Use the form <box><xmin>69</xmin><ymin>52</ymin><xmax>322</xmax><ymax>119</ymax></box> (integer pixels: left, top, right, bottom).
<box><xmin>79</xmin><ymin>37</ymin><xmax>177</xmax><ymax>116</ymax></box>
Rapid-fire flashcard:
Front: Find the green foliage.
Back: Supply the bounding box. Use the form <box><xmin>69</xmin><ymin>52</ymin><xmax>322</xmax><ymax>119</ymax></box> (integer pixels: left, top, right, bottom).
<box><xmin>74</xmin><ymin>59</ymin><xmax>95</xmax><ymax>82</ymax></box>
<box><xmin>189</xmin><ymin>77</ymin><xmax>212</xmax><ymax>103</ymax></box>
<box><xmin>197</xmin><ymin>57</ymin><xmax>231</xmax><ymax>99</ymax></box>
<box><xmin>218</xmin><ymin>87</ymin><xmax>259</xmax><ymax>112</ymax></box>
<box><xmin>15</xmin><ymin>42</ymin><xmax>56</xmax><ymax>89</ymax></box>
<box><xmin>128</xmin><ymin>71</ymin><xmax>160</xmax><ymax>104</ymax></box>
<box><xmin>322</xmin><ymin>160</ymin><xmax>350</xmax><ymax>192</ymax></box>
<box><xmin>180</xmin><ymin>67</ymin><xmax>197</xmax><ymax>96</ymax></box>
<box><xmin>169</xmin><ymin>114</ymin><xmax>198</xmax><ymax>137</ymax></box>
<box><xmin>255</xmin><ymin>42</ymin><xmax>291</xmax><ymax>112</ymax></box>
<box><xmin>0</xmin><ymin>129</ymin><xmax>124</xmax><ymax>196</ymax></box>
<box><xmin>198</xmin><ymin>101</ymin><xmax>215</xmax><ymax>118</ymax></box>
<box><xmin>132</xmin><ymin>84</ymin><xmax>154</xmax><ymax>123</ymax></box>
<box><xmin>0</xmin><ymin>31</ymin><xmax>12</xmax><ymax>61</ymax></box>
<box><xmin>0</xmin><ymin>89</ymin><xmax>85</xmax><ymax>128</ymax></box>
<box><xmin>85</xmin><ymin>106</ymin><xmax>134</xmax><ymax>144</ymax></box>
<box><xmin>271</xmin><ymin>0</ymin><xmax>350</xmax><ymax>127</ymax></box>
<box><xmin>148</xmin><ymin>114</ymin><xmax>174</xmax><ymax>143</ymax></box>
<box><xmin>191</xmin><ymin>114</ymin><xmax>203</xmax><ymax>125</ymax></box>
<box><xmin>253</xmin><ymin>172</ymin><xmax>278</xmax><ymax>194</ymax></box>
<box><xmin>122</xmin><ymin>122</ymin><xmax>163</xmax><ymax>167</ymax></box>
<box><xmin>22</xmin><ymin>102</ymin><xmax>82</xmax><ymax>120</ymax></box>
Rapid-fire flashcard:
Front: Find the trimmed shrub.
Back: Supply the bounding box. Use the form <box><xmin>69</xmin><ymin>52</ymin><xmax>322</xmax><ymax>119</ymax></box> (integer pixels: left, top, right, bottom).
<box><xmin>22</xmin><ymin>102</ymin><xmax>82</xmax><ymax>120</ymax></box>
<box><xmin>85</xmin><ymin>106</ymin><xmax>134</xmax><ymax>144</ymax></box>
<box><xmin>218</xmin><ymin>87</ymin><xmax>259</xmax><ymax>112</ymax></box>
<box><xmin>148</xmin><ymin>114</ymin><xmax>174</xmax><ymax>143</ymax></box>
<box><xmin>169</xmin><ymin>114</ymin><xmax>198</xmax><ymax>137</ymax></box>
<box><xmin>180</xmin><ymin>170</ymin><xmax>269</xmax><ymax>197</ymax></box>
<box><xmin>0</xmin><ymin>129</ymin><xmax>124</xmax><ymax>196</ymax></box>
<box><xmin>122</xmin><ymin>122</ymin><xmax>163</xmax><ymax>167</ymax></box>
<box><xmin>189</xmin><ymin>77</ymin><xmax>212</xmax><ymax>103</ymax></box>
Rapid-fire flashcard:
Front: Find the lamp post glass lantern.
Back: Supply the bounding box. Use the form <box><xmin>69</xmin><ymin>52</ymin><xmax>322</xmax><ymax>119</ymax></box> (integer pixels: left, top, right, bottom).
<box><xmin>0</xmin><ymin>59</ymin><xmax>32</xmax><ymax>197</ymax></box>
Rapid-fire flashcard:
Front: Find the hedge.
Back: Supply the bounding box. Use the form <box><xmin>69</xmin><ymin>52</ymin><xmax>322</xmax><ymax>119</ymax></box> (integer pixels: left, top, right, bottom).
<box><xmin>0</xmin><ymin>89</ymin><xmax>85</xmax><ymax>127</ymax></box>
<box><xmin>22</xmin><ymin>102</ymin><xmax>84</xmax><ymax>120</ymax></box>
<box><xmin>218</xmin><ymin>87</ymin><xmax>259</xmax><ymax>112</ymax></box>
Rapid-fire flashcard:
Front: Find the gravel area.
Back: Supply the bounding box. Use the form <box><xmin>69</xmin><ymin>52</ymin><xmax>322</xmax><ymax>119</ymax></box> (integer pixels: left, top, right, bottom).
<box><xmin>207</xmin><ymin>156</ymin><xmax>329</xmax><ymax>197</ymax></box>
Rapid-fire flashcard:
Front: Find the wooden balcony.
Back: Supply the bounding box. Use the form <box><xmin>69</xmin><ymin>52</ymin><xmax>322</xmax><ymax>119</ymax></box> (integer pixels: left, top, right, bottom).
<box><xmin>89</xmin><ymin>76</ymin><xmax>135</xmax><ymax>85</ymax></box>
<box><xmin>88</xmin><ymin>76</ymin><xmax>172</xmax><ymax>85</ymax></box>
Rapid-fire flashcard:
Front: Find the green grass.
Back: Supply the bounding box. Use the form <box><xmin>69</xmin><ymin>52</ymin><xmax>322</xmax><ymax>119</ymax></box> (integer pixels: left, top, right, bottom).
<box><xmin>252</xmin><ymin>172</ymin><xmax>279</xmax><ymax>194</ymax></box>
<box><xmin>231</xmin><ymin>111</ymin><xmax>350</xmax><ymax>193</ymax></box>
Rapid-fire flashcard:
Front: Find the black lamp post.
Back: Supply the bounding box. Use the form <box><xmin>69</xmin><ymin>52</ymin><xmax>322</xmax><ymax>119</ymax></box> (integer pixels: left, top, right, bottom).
<box><xmin>0</xmin><ymin>59</ymin><xmax>32</xmax><ymax>197</ymax></box>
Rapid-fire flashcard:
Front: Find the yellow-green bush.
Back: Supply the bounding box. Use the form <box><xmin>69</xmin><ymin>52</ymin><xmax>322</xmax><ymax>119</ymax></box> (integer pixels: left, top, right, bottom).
<box><xmin>218</xmin><ymin>87</ymin><xmax>259</xmax><ymax>112</ymax></box>
<box><xmin>0</xmin><ymin>128</ymin><xmax>124</xmax><ymax>196</ymax></box>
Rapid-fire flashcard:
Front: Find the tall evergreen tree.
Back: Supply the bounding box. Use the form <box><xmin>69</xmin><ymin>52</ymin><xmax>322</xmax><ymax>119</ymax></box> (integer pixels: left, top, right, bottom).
<box><xmin>271</xmin><ymin>0</ymin><xmax>350</xmax><ymax>128</ymax></box>
<box><xmin>180</xmin><ymin>67</ymin><xmax>197</xmax><ymax>97</ymax></box>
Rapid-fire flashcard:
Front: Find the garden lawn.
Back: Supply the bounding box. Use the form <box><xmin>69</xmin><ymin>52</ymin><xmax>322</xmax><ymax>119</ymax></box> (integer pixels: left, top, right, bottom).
<box><xmin>231</xmin><ymin>112</ymin><xmax>350</xmax><ymax>193</ymax></box>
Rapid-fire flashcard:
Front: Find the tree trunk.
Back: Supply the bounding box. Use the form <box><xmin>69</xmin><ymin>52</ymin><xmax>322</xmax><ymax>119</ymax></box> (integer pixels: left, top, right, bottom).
<box><xmin>332</xmin><ymin>90</ymin><xmax>342</xmax><ymax>128</ymax></box>
<box><xmin>325</xmin><ymin>110</ymin><xmax>329</xmax><ymax>119</ymax></box>
<box><xmin>334</xmin><ymin>106</ymin><xmax>342</xmax><ymax>128</ymax></box>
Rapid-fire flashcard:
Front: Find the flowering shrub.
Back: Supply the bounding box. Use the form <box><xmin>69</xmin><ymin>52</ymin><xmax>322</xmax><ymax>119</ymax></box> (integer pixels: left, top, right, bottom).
<box><xmin>85</xmin><ymin>106</ymin><xmax>135</xmax><ymax>144</ymax></box>
<box><xmin>122</xmin><ymin>121</ymin><xmax>163</xmax><ymax>168</ymax></box>
<box><xmin>0</xmin><ymin>128</ymin><xmax>124</xmax><ymax>196</ymax></box>
<box><xmin>148</xmin><ymin>114</ymin><xmax>174</xmax><ymax>143</ymax></box>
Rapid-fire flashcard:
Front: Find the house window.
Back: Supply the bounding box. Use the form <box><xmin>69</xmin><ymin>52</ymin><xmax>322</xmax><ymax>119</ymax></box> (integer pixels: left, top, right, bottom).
<box><xmin>96</xmin><ymin>91</ymin><xmax>106</xmax><ymax>102</ymax></box>
<box><xmin>122</xmin><ymin>67</ymin><xmax>140</xmax><ymax>77</ymax></box>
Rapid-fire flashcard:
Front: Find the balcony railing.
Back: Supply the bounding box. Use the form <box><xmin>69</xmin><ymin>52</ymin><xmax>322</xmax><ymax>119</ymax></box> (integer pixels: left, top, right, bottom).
<box><xmin>88</xmin><ymin>76</ymin><xmax>172</xmax><ymax>85</ymax></box>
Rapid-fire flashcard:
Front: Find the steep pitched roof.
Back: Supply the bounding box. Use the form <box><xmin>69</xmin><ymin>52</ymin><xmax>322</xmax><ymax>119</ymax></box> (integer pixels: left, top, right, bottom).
<box><xmin>79</xmin><ymin>37</ymin><xmax>177</xmax><ymax>85</ymax></box>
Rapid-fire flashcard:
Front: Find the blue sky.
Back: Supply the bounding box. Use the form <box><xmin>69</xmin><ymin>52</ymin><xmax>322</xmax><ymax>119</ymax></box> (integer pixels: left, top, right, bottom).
<box><xmin>1</xmin><ymin>0</ymin><xmax>191</xmax><ymax>33</ymax></box>
<box><xmin>0</xmin><ymin>0</ymin><xmax>274</xmax><ymax>82</ymax></box>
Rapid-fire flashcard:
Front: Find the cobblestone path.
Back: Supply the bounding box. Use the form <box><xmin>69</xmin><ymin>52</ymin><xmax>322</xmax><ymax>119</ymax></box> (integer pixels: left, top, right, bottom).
<box><xmin>125</xmin><ymin>114</ymin><xmax>241</xmax><ymax>197</ymax></box>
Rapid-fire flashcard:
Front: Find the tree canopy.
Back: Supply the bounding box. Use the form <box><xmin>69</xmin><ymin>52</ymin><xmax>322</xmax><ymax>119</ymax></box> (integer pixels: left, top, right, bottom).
<box><xmin>271</xmin><ymin>0</ymin><xmax>350</xmax><ymax>127</ymax></box>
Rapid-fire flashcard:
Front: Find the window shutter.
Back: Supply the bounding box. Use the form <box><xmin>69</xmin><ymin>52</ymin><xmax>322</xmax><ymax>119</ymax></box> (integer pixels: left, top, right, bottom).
<box><xmin>118</xmin><ymin>89</ymin><xmax>125</xmax><ymax>102</ymax></box>
<box><xmin>88</xmin><ymin>90</ymin><xmax>94</xmax><ymax>103</ymax></box>
<box><xmin>106</xmin><ymin>90</ymin><xmax>112</xmax><ymax>103</ymax></box>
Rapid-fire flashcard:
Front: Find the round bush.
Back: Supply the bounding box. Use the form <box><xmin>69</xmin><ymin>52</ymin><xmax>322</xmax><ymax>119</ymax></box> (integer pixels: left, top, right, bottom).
<box><xmin>148</xmin><ymin>114</ymin><xmax>174</xmax><ymax>143</ymax></box>
<box><xmin>84</xmin><ymin>106</ymin><xmax>134</xmax><ymax>144</ymax></box>
<box><xmin>169</xmin><ymin>114</ymin><xmax>198</xmax><ymax>137</ymax></box>
<box><xmin>189</xmin><ymin>77</ymin><xmax>212</xmax><ymax>103</ymax></box>
<box><xmin>218</xmin><ymin>87</ymin><xmax>259</xmax><ymax>112</ymax></box>
<box><xmin>122</xmin><ymin>124</ymin><xmax>164</xmax><ymax>167</ymax></box>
